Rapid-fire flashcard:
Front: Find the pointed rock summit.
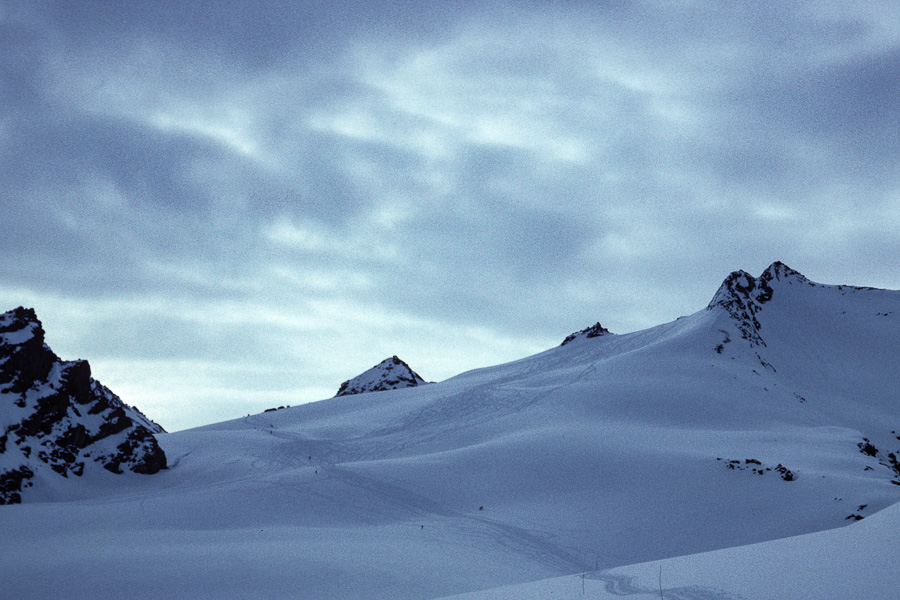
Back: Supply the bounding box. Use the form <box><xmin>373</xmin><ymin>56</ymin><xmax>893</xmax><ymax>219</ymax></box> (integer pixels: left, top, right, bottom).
<box><xmin>0</xmin><ymin>307</ymin><xmax>167</xmax><ymax>504</ymax></box>
<box><xmin>561</xmin><ymin>322</ymin><xmax>612</xmax><ymax>346</ymax></box>
<box><xmin>707</xmin><ymin>261</ymin><xmax>812</xmax><ymax>346</ymax></box>
<box><xmin>335</xmin><ymin>356</ymin><xmax>428</xmax><ymax>397</ymax></box>
<box><xmin>708</xmin><ymin>261</ymin><xmax>809</xmax><ymax>310</ymax></box>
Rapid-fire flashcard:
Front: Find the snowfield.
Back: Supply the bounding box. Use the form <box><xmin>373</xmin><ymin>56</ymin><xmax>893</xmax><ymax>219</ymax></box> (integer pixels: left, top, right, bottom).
<box><xmin>444</xmin><ymin>499</ymin><xmax>900</xmax><ymax>600</ymax></box>
<box><xmin>2</xmin><ymin>263</ymin><xmax>899</xmax><ymax>599</ymax></box>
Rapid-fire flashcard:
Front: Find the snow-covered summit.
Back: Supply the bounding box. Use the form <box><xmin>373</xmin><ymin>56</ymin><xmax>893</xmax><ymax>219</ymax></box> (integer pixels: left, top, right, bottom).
<box><xmin>0</xmin><ymin>307</ymin><xmax>167</xmax><ymax>504</ymax></box>
<box><xmin>335</xmin><ymin>355</ymin><xmax>428</xmax><ymax>397</ymax></box>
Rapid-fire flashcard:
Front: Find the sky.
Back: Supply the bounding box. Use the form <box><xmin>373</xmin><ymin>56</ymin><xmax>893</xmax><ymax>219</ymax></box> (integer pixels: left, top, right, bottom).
<box><xmin>2</xmin><ymin>1</ymin><xmax>899</xmax><ymax>431</ymax></box>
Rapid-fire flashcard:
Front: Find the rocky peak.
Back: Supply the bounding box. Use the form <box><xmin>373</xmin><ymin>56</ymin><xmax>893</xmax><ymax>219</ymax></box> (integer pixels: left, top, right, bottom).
<box><xmin>335</xmin><ymin>356</ymin><xmax>428</xmax><ymax>397</ymax></box>
<box><xmin>0</xmin><ymin>307</ymin><xmax>56</xmax><ymax>394</ymax></box>
<box><xmin>759</xmin><ymin>261</ymin><xmax>810</xmax><ymax>287</ymax></box>
<box><xmin>560</xmin><ymin>322</ymin><xmax>613</xmax><ymax>346</ymax></box>
<box><xmin>707</xmin><ymin>262</ymin><xmax>810</xmax><ymax>347</ymax></box>
<box><xmin>1</xmin><ymin>307</ymin><xmax>167</xmax><ymax>504</ymax></box>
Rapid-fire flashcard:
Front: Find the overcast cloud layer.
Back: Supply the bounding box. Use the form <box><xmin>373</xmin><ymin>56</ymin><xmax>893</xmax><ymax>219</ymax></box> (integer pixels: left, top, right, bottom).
<box><xmin>2</xmin><ymin>1</ymin><xmax>899</xmax><ymax>430</ymax></box>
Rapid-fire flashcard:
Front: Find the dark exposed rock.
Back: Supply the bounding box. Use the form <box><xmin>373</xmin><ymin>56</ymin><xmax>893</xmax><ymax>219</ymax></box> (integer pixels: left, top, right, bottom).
<box><xmin>96</xmin><ymin>407</ymin><xmax>132</xmax><ymax>438</ymax></box>
<box><xmin>560</xmin><ymin>322</ymin><xmax>612</xmax><ymax>346</ymax></box>
<box><xmin>707</xmin><ymin>271</ymin><xmax>767</xmax><ymax>347</ymax></box>
<box><xmin>706</xmin><ymin>262</ymin><xmax>812</xmax><ymax>348</ymax></box>
<box><xmin>0</xmin><ymin>465</ymin><xmax>34</xmax><ymax>505</ymax></box>
<box><xmin>0</xmin><ymin>307</ymin><xmax>56</xmax><ymax>394</ymax></box>
<box><xmin>888</xmin><ymin>453</ymin><xmax>900</xmax><ymax>477</ymax></box>
<box><xmin>774</xmin><ymin>464</ymin><xmax>795</xmax><ymax>481</ymax></box>
<box><xmin>720</xmin><ymin>457</ymin><xmax>795</xmax><ymax>481</ymax></box>
<box><xmin>63</xmin><ymin>360</ymin><xmax>93</xmax><ymax>404</ymax></box>
<box><xmin>57</xmin><ymin>423</ymin><xmax>87</xmax><ymax>449</ymax></box>
<box><xmin>0</xmin><ymin>306</ymin><xmax>167</xmax><ymax>503</ymax></box>
<box><xmin>106</xmin><ymin>427</ymin><xmax>168</xmax><ymax>475</ymax></box>
<box><xmin>858</xmin><ymin>439</ymin><xmax>878</xmax><ymax>457</ymax></box>
<box><xmin>856</xmin><ymin>439</ymin><xmax>900</xmax><ymax>480</ymax></box>
<box><xmin>15</xmin><ymin>387</ymin><xmax>71</xmax><ymax>439</ymax></box>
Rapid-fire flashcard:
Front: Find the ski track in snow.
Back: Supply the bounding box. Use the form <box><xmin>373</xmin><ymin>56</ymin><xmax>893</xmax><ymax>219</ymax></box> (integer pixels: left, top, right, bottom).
<box><xmin>357</xmin><ymin>356</ymin><xmax>605</xmax><ymax>461</ymax></box>
<box><xmin>244</xmin><ymin>348</ymin><xmax>604</xmax><ymax>466</ymax></box>
<box><xmin>330</xmin><ymin>464</ymin><xmax>584</xmax><ymax>572</ymax></box>
<box><xmin>587</xmin><ymin>571</ymin><xmax>744</xmax><ymax>600</ymax></box>
<box><xmin>240</xmin><ymin>410</ymin><xmax>588</xmax><ymax>574</ymax></box>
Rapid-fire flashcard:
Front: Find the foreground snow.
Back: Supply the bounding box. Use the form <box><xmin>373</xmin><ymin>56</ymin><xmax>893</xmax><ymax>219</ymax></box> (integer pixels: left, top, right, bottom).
<box><xmin>444</xmin><ymin>499</ymin><xmax>900</xmax><ymax>600</ymax></box>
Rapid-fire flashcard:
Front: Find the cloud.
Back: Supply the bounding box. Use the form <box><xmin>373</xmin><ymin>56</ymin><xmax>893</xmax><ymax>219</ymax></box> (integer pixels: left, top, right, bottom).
<box><xmin>2</xmin><ymin>1</ymin><xmax>899</xmax><ymax>429</ymax></box>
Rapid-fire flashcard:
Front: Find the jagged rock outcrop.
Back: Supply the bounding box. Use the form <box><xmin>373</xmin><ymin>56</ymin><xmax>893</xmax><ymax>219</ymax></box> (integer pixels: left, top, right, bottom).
<box><xmin>335</xmin><ymin>356</ymin><xmax>428</xmax><ymax>397</ymax></box>
<box><xmin>560</xmin><ymin>322</ymin><xmax>612</xmax><ymax>346</ymax></box>
<box><xmin>706</xmin><ymin>261</ymin><xmax>812</xmax><ymax>347</ymax></box>
<box><xmin>0</xmin><ymin>307</ymin><xmax>167</xmax><ymax>504</ymax></box>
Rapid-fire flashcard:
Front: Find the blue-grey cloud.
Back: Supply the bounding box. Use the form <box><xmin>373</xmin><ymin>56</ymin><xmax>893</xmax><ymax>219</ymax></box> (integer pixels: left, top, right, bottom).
<box><xmin>2</xmin><ymin>1</ymin><xmax>899</xmax><ymax>430</ymax></box>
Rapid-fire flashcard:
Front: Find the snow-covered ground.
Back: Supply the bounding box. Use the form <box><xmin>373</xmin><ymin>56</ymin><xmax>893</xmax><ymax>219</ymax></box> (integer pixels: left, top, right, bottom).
<box><xmin>2</xmin><ymin>264</ymin><xmax>899</xmax><ymax>599</ymax></box>
<box><xmin>444</xmin><ymin>499</ymin><xmax>900</xmax><ymax>600</ymax></box>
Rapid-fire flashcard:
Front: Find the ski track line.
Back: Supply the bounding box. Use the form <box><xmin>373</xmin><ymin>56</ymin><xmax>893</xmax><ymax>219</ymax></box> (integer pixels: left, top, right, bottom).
<box><xmin>231</xmin><ymin>362</ymin><xmax>623</xmax><ymax>576</ymax></box>
<box><xmin>237</xmin><ymin>416</ymin><xmax>585</xmax><ymax>573</ymax></box>
<box><xmin>244</xmin><ymin>349</ymin><xmax>606</xmax><ymax>469</ymax></box>
<box><xmin>584</xmin><ymin>571</ymin><xmax>745</xmax><ymax>600</ymax></box>
<box><xmin>325</xmin><ymin>463</ymin><xmax>585</xmax><ymax>574</ymax></box>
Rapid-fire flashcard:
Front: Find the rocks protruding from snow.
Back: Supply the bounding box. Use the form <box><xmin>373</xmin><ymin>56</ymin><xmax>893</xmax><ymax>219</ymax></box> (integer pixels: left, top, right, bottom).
<box><xmin>0</xmin><ymin>307</ymin><xmax>167</xmax><ymax>504</ymax></box>
<box><xmin>706</xmin><ymin>261</ymin><xmax>813</xmax><ymax>347</ymax></box>
<box><xmin>707</xmin><ymin>270</ymin><xmax>768</xmax><ymax>347</ymax></box>
<box><xmin>335</xmin><ymin>356</ymin><xmax>428</xmax><ymax>397</ymax></box>
<box><xmin>560</xmin><ymin>322</ymin><xmax>612</xmax><ymax>346</ymax></box>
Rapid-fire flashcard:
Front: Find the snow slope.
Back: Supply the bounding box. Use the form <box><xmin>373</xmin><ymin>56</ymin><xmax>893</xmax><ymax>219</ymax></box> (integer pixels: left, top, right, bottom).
<box><xmin>443</xmin><ymin>499</ymin><xmax>900</xmax><ymax>600</ymax></box>
<box><xmin>1</xmin><ymin>263</ymin><xmax>899</xmax><ymax>599</ymax></box>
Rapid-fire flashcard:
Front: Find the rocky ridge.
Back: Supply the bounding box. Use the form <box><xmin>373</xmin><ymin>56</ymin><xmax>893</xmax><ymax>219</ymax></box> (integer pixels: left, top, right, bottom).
<box><xmin>0</xmin><ymin>307</ymin><xmax>167</xmax><ymax>504</ymax></box>
<box><xmin>706</xmin><ymin>261</ymin><xmax>813</xmax><ymax>347</ymax></box>
<box><xmin>560</xmin><ymin>322</ymin><xmax>612</xmax><ymax>346</ymax></box>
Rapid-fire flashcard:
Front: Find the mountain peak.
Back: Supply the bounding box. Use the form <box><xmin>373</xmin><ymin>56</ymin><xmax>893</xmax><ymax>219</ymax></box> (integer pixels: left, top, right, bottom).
<box><xmin>1</xmin><ymin>307</ymin><xmax>167</xmax><ymax>504</ymax></box>
<box><xmin>707</xmin><ymin>262</ymin><xmax>812</xmax><ymax>347</ymax></box>
<box><xmin>560</xmin><ymin>322</ymin><xmax>613</xmax><ymax>346</ymax></box>
<box><xmin>759</xmin><ymin>261</ymin><xmax>809</xmax><ymax>285</ymax></box>
<box><xmin>0</xmin><ymin>306</ymin><xmax>56</xmax><ymax>395</ymax></box>
<box><xmin>335</xmin><ymin>356</ymin><xmax>428</xmax><ymax>397</ymax></box>
<box><xmin>0</xmin><ymin>306</ymin><xmax>39</xmax><ymax>330</ymax></box>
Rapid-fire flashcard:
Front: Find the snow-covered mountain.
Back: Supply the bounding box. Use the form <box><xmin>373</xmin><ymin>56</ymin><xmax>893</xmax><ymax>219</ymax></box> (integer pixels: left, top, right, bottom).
<box><xmin>2</xmin><ymin>262</ymin><xmax>900</xmax><ymax>599</ymax></box>
<box><xmin>335</xmin><ymin>355</ymin><xmax>428</xmax><ymax>397</ymax></box>
<box><xmin>0</xmin><ymin>307</ymin><xmax>166</xmax><ymax>504</ymax></box>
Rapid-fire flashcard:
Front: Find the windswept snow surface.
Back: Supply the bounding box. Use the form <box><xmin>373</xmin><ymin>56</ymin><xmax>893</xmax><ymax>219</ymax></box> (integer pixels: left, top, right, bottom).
<box><xmin>442</xmin><ymin>499</ymin><xmax>900</xmax><ymax>600</ymax></box>
<box><xmin>2</xmin><ymin>264</ymin><xmax>900</xmax><ymax>599</ymax></box>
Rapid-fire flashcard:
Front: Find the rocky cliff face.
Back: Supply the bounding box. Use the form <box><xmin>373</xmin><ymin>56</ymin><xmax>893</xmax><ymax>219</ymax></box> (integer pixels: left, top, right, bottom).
<box><xmin>335</xmin><ymin>356</ymin><xmax>428</xmax><ymax>397</ymax></box>
<box><xmin>0</xmin><ymin>307</ymin><xmax>167</xmax><ymax>504</ymax></box>
<box><xmin>706</xmin><ymin>261</ymin><xmax>813</xmax><ymax>347</ymax></box>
